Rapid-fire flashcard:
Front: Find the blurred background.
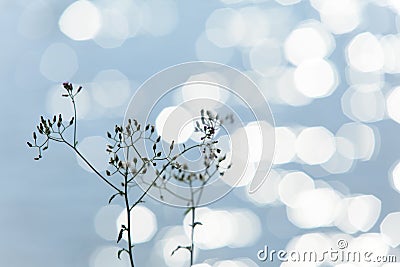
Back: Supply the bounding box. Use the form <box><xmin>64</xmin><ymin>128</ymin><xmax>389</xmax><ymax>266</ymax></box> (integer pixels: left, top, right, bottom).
<box><xmin>3</xmin><ymin>0</ymin><xmax>400</xmax><ymax>266</ymax></box>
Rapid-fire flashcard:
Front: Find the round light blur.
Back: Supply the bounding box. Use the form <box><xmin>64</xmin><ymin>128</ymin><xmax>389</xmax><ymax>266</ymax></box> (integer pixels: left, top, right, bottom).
<box><xmin>321</xmin><ymin>142</ymin><xmax>354</xmax><ymax>174</ymax></box>
<box><xmin>275</xmin><ymin>68</ymin><xmax>313</xmax><ymax>106</ymax></box>
<box><xmin>40</xmin><ymin>43</ymin><xmax>78</xmax><ymax>82</ymax></box>
<box><xmin>386</xmin><ymin>86</ymin><xmax>400</xmax><ymax>124</ymax></box>
<box><xmin>294</xmin><ymin>59</ymin><xmax>338</xmax><ymax>98</ymax></box>
<box><xmin>380</xmin><ymin>212</ymin><xmax>400</xmax><ymax>248</ymax></box>
<box><xmin>336</xmin><ymin>122</ymin><xmax>376</xmax><ymax>161</ymax></box>
<box><xmin>287</xmin><ymin>188</ymin><xmax>341</xmax><ymax>228</ymax></box>
<box><xmin>279</xmin><ymin>171</ymin><xmax>315</xmax><ymax>208</ymax></box>
<box><xmin>231</xmin><ymin>121</ymin><xmax>274</xmax><ymax>164</ymax></box>
<box><xmin>117</xmin><ymin>205</ymin><xmax>157</xmax><ymax>244</ymax></box>
<box><xmin>94</xmin><ymin>205</ymin><xmax>123</xmax><ymax>241</ymax></box>
<box><xmin>295</xmin><ymin>126</ymin><xmax>336</xmax><ymax>165</ymax></box>
<box><xmin>315</xmin><ymin>0</ymin><xmax>362</xmax><ymax>34</ymax></box>
<box><xmin>205</xmin><ymin>8</ymin><xmax>245</xmax><ymax>48</ymax></box>
<box><xmin>249</xmin><ymin>38</ymin><xmax>283</xmax><ymax>77</ymax></box>
<box><xmin>93</xmin><ymin>8</ymin><xmax>130</xmax><ymax>49</ymax></box>
<box><xmin>90</xmin><ymin>246</ymin><xmax>130</xmax><ymax>267</ymax></box>
<box><xmin>347</xmin><ymin>195</ymin><xmax>381</xmax><ymax>232</ymax></box>
<box><xmin>92</xmin><ymin>69</ymin><xmax>131</xmax><ymax>108</ymax></box>
<box><xmin>238</xmin><ymin>7</ymin><xmax>270</xmax><ymax>47</ymax></box>
<box><xmin>245</xmin><ymin>169</ymin><xmax>281</xmax><ymax>205</ymax></box>
<box><xmin>284</xmin><ymin>21</ymin><xmax>334</xmax><ymax>66</ymax></box>
<box><xmin>341</xmin><ymin>86</ymin><xmax>386</xmax><ymax>123</ymax></box>
<box><xmin>390</xmin><ymin>160</ymin><xmax>400</xmax><ymax>193</ymax></box>
<box><xmin>59</xmin><ymin>0</ymin><xmax>101</xmax><ymax>41</ymax></box>
<box><xmin>229</xmin><ymin>209</ymin><xmax>262</xmax><ymax>248</ymax></box>
<box><xmin>140</xmin><ymin>0</ymin><xmax>178</xmax><ymax>37</ymax></box>
<box><xmin>275</xmin><ymin>0</ymin><xmax>302</xmax><ymax>5</ymax></box>
<box><xmin>183</xmin><ymin>208</ymin><xmax>234</xmax><ymax>249</ymax></box>
<box><xmin>155</xmin><ymin>106</ymin><xmax>195</xmax><ymax>144</ymax></box>
<box><xmin>160</xmin><ymin>226</ymin><xmax>191</xmax><ymax>267</ymax></box>
<box><xmin>346</xmin><ymin>32</ymin><xmax>385</xmax><ymax>72</ymax></box>
<box><xmin>381</xmin><ymin>34</ymin><xmax>400</xmax><ymax>74</ymax></box>
<box><xmin>274</xmin><ymin>127</ymin><xmax>297</xmax><ymax>164</ymax></box>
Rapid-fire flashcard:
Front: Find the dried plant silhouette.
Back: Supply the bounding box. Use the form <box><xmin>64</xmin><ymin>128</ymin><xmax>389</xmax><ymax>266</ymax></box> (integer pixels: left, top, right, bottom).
<box><xmin>27</xmin><ymin>83</ymin><xmax>232</xmax><ymax>266</ymax></box>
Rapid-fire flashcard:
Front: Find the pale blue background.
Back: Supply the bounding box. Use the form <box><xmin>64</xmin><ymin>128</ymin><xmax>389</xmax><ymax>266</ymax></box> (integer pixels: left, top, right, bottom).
<box><xmin>1</xmin><ymin>0</ymin><xmax>400</xmax><ymax>266</ymax></box>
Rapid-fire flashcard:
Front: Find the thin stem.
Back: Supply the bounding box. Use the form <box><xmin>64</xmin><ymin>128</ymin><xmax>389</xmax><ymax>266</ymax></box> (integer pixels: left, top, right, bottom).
<box><xmin>124</xmin><ymin>148</ymin><xmax>135</xmax><ymax>267</ymax></box>
<box><xmin>190</xmin><ymin>206</ymin><xmax>195</xmax><ymax>266</ymax></box>
<box><xmin>195</xmin><ymin>168</ymin><xmax>218</xmax><ymax>205</ymax></box>
<box><xmin>189</xmin><ymin>177</ymin><xmax>196</xmax><ymax>267</ymax></box>
<box><xmin>72</xmin><ymin>98</ymin><xmax>77</xmax><ymax>147</ymax></box>
<box><xmin>72</xmin><ymin>146</ymin><xmax>122</xmax><ymax>194</ymax></box>
<box><xmin>129</xmin><ymin>142</ymin><xmax>205</xmax><ymax>209</ymax></box>
<box><xmin>49</xmin><ymin>136</ymin><xmax>122</xmax><ymax>194</ymax></box>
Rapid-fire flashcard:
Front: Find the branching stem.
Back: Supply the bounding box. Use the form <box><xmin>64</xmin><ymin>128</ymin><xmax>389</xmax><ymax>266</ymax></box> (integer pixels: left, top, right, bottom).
<box><xmin>43</xmin><ymin>120</ymin><xmax>122</xmax><ymax>193</ymax></box>
<box><xmin>124</xmin><ymin>149</ymin><xmax>135</xmax><ymax>267</ymax></box>
<box><xmin>28</xmin><ymin>84</ymin><xmax>232</xmax><ymax>267</ymax></box>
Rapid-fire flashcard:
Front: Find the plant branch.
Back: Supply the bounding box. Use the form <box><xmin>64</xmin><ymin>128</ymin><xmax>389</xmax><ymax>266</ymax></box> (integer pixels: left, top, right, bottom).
<box><xmin>47</xmin><ymin>128</ymin><xmax>122</xmax><ymax>194</ymax></box>
<box><xmin>123</xmin><ymin>148</ymin><xmax>135</xmax><ymax>267</ymax></box>
<box><xmin>72</xmin><ymin>97</ymin><xmax>77</xmax><ymax>147</ymax></box>
<box><xmin>28</xmin><ymin>84</ymin><xmax>233</xmax><ymax>267</ymax></box>
<box><xmin>129</xmin><ymin>142</ymin><xmax>205</xmax><ymax>210</ymax></box>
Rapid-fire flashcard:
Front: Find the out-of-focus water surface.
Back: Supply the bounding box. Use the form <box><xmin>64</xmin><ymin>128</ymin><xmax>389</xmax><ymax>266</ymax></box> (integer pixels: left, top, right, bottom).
<box><xmin>2</xmin><ymin>0</ymin><xmax>400</xmax><ymax>266</ymax></box>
